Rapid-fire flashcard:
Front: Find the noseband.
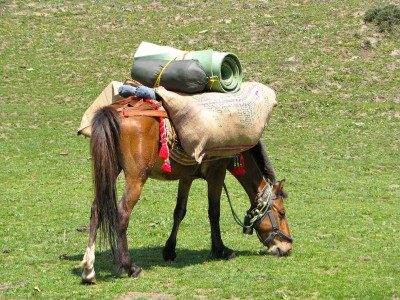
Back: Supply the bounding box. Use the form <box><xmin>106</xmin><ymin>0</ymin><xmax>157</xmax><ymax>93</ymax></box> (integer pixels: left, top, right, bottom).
<box><xmin>224</xmin><ymin>182</ymin><xmax>294</xmax><ymax>248</ymax></box>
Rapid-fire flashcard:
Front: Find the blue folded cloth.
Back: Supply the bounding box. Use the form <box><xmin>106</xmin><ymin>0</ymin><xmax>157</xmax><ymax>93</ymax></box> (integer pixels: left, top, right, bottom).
<box><xmin>118</xmin><ymin>85</ymin><xmax>156</xmax><ymax>100</ymax></box>
<box><xmin>136</xmin><ymin>86</ymin><xmax>157</xmax><ymax>100</ymax></box>
<box><xmin>118</xmin><ymin>85</ymin><xmax>137</xmax><ymax>97</ymax></box>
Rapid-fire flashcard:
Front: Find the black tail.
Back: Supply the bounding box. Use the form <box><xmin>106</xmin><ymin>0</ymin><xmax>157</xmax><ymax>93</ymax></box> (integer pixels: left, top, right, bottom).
<box><xmin>90</xmin><ymin>106</ymin><xmax>121</xmax><ymax>255</ymax></box>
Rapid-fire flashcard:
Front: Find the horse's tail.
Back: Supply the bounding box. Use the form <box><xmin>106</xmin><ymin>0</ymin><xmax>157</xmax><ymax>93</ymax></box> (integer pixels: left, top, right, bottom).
<box><xmin>90</xmin><ymin>106</ymin><xmax>121</xmax><ymax>255</ymax></box>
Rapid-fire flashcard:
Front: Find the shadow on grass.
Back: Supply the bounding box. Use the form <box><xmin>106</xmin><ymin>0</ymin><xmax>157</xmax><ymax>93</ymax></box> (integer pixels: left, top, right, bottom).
<box><xmin>66</xmin><ymin>246</ymin><xmax>255</xmax><ymax>282</ymax></box>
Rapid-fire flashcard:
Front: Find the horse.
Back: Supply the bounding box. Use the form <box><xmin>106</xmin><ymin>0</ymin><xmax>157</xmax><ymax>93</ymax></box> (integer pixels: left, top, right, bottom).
<box><xmin>79</xmin><ymin>99</ymin><xmax>293</xmax><ymax>284</ymax></box>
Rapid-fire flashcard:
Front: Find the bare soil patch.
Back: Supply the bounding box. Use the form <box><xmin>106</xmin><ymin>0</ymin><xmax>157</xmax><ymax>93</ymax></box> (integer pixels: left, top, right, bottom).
<box><xmin>118</xmin><ymin>292</ymin><xmax>176</xmax><ymax>300</ymax></box>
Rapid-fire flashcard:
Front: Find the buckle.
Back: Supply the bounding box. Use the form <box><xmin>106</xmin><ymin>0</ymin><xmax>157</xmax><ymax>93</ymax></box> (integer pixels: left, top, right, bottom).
<box><xmin>243</xmin><ymin>216</ymin><xmax>253</xmax><ymax>235</ymax></box>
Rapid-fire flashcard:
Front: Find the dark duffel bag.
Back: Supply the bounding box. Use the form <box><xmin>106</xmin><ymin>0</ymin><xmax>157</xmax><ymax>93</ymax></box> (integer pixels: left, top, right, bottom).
<box><xmin>131</xmin><ymin>58</ymin><xmax>209</xmax><ymax>94</ymax></box>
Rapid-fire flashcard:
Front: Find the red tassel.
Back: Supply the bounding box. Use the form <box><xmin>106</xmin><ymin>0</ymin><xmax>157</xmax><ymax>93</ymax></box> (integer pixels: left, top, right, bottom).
<box><xmin>239</xmin><ymin>153</ymin><xmax>246</xmax><ymax>175</ymax></box>
<box><xmin>232</xmin><ymin>154</ymin><xmax>246</xmax><ymax>176</ymax></box>
<box><xmin>232</xmin><ymin>168</ymin><xmax>245</xmax><ymax>176</ymax></box>
<box><xmin>159</xmin><ymin>144</ymin><xmax>169</xmax><ymax>159</ymax></box>
<box><xmin>161</xmin><ymin>160</ymin><xmax>171</xmax><ymax>173</ymax></box>
<box><xmin>143</xmin><ymin>99</ymin><xmax>172</xmax><ymax>173</ymax></box>
<box><xmin>231</xmin><ymin>169</ymin><xmax>239</xmax><ymax>176</ymax></box>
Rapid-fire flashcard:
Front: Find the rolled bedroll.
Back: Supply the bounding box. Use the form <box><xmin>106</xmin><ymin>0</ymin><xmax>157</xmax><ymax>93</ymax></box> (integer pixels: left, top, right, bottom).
<box><xmin>131</xmin><ymin>59</ymin><xmax>209</xmax><ymax>94</ymax></box>
<box><xmin>133</xmin><ymin>42</ymin><xmax>243</xmax><ymax>93</ymax></box>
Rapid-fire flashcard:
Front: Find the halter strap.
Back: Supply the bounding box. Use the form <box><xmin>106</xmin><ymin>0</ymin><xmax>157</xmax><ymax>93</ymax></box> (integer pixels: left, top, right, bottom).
<box><xmin>256</xmin><ymin>209</ymin><xmax>294</xmax><ymax>246</ymax></box>
<box><xmin>223</xmin><ymin>183</ymin><xmax>294</xmax><ymax>247</ymax></box>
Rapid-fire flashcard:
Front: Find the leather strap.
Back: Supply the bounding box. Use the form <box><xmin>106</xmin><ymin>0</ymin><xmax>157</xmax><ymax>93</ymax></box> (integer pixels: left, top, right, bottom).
<box><xmin>121</xmin><ymin>108</ymin><xmax>168</xmax><ymax>118</ymax></box>
<box><xmin>112</xmin><ymin>97</ymin><xmax>168</xmax><ymax>119</ymax></box>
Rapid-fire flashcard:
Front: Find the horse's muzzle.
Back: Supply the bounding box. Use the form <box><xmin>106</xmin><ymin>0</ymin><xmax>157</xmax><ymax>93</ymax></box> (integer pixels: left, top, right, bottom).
<box><xmin>268</xmin><ymin>244</ymin><xmax>292</xmax><ymax>257</ymax></box>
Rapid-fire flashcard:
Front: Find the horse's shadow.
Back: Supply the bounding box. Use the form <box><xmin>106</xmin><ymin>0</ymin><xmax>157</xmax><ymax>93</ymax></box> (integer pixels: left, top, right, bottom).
<box><xmin>66</xmin><ymin>246</ymin><xmax>255</xmax><ymax>282</ymax></box>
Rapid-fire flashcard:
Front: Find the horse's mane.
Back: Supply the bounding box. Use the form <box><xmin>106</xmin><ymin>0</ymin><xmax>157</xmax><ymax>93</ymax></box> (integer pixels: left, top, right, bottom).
<box><xmin>250</xmin><ymin>141</ymin><xmax>276</xmax><ymax>184</ymax></box>
<box><xmin>280</xmin><ymin>188</ymin><xmax>289</xmax><ymax>198</ymax></box>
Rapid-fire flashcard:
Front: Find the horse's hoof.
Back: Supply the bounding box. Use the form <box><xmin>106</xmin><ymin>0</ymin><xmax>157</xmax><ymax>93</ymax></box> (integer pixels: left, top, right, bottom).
<box><xmin>81</xmin><ymin>268</ymin><xmax>96</xmax><ymax>284</ymax></box>
<box><xmin>163</xmin><ymin>249</ymin><xmax>177</xmax><ymax>261</ymax></box>
<box><xmin>222</xmin><ymin>247</ymin><xmax>236</xmax><ymax>260</ymax></box>
<box><xmin>82</xmin><ymin>277</ymin><xmax>97</xmax><ymax>285</ymax></box>
<box><xmin>129</xmin><ymin>267</ymin><xmax>144</xmax><ymax>278</ymax></box>
<box><xmin>212</xmin><ymin>247</ymin><xmax>236</xmax><ymax>260</ymax></box>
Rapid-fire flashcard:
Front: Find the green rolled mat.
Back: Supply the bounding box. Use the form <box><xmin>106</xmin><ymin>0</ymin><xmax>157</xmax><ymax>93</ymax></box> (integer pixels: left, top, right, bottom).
<box><xmin>210</xmin><ymin>51</ymin><xmax>242</xmax><ymax>93</ymax></box>
<box><xmin>134</xmin><ymin>42</ymin><xmax>242</xmax><ymax>93</ymax></box>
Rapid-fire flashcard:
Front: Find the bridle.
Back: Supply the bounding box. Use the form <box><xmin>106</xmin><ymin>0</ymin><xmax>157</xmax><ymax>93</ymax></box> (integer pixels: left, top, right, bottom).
<box><xmin>223</xmin><ymin>182</ymin><xmax>294</xmax><ymax>247</ymax></box>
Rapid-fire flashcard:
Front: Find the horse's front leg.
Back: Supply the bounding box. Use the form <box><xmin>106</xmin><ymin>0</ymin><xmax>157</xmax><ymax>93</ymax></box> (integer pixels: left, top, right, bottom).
<box><xmin>206</xmin><ymin>167</ymin><xmax>236</xmax><ymax>260</ymax></box>
<box><xmin>80</xmin><ymin>201</ymin><xmax>98</xmax><ymax>284</ymax></box>
<box><xmin>117</xmin><ymin>181</ymin><xmax>144</xmax><ymax>277</ymax></box>
<box><xmin>163</xmin><ymin>178</ymin><xmax>193</xmax><ymax>261</ymax></box>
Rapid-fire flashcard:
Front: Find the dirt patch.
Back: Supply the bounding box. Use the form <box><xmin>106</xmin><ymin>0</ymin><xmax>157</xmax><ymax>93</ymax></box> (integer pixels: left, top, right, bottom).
<box><xmin>0</xmin><ymin>282</ymin><xmax>26</xmax><ymax>291</ymax></box>
<box><xmin>117</xmin><ymin>292</ymin><xmax>176</xmax><ymax>300</ymax></box>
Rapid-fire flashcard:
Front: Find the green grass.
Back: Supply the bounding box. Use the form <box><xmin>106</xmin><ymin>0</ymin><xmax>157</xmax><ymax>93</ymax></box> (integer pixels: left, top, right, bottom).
<box><xmin>1</xmin><ymin>0</ymin><xmax>399</xmax><ymax>299</ymax></box>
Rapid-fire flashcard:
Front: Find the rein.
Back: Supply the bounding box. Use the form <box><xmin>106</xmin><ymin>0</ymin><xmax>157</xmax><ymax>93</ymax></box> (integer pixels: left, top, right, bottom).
<box><xmin>223</xmin><ymin>182</ymin><xmax>293</xmax><ymax>247</ymax></box>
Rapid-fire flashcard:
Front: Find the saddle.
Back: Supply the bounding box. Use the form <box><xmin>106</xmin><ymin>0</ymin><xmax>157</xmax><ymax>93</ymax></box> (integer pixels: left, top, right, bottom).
<box><xmin>110</xmin><ymin>97</ymin><xmax>203</xmax><ymax>166</ymax></box>
<box><xmin>111</xmin><ymin>96</ymin><xmax>168</xmax><ymax>119</ymax></box>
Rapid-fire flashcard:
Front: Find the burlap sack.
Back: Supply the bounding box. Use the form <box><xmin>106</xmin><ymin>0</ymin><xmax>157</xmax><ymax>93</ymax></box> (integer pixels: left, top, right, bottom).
<box><xmin>77</xmin><ymin>81</ymin><xmax>123</xmax><ymax>137</ymax></box>
<box><xmin>156</xmin><ymin>82</ymin><xmax>277</xmax><ymax>163</ymax></box>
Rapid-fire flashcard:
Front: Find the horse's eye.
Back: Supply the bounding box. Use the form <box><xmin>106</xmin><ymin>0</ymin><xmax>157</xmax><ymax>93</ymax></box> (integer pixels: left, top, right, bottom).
<box><xmin>278</xmin><ymin>210</ymin><xmax>286</xmax><ymax>218</ymax></box>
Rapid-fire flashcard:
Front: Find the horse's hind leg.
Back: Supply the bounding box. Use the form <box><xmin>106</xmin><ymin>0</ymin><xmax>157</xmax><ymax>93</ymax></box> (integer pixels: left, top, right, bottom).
<box><xmin>116</xmin><ymin>179</ymin><xmax>144</xmax><ymax>277</ymax></box>
<box><xmin>163</xmin><ymin>178</ymin><xmax>193</xmax><ymax>261</ymax></box>
<box><xmin>80</xmin><ymin>201</ymin><xmax>98</xmax><ymax>284</ymax></box>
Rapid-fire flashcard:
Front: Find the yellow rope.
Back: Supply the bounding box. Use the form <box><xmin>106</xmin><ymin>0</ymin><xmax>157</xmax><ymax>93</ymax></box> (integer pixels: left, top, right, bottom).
<box><xmin>208</xmin><ymin>76</ymin><xmax>220</xmax><ymax>90</ymax></box>
<box><xmin>154</xmin><ymin>56</ymin><xmax>177</xmax><ymax>88</ymax></box>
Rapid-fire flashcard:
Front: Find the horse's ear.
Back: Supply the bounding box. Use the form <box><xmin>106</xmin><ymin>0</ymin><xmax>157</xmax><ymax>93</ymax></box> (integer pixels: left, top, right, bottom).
<box><xmin>279</xmin><ymin>179</ymin><xmax>285</xmax><ymax>189</ymax></box>
<box><xmin>280</xmin><ymin>179</ymin><xmax>289</xmax><ymax>198</ymax></box>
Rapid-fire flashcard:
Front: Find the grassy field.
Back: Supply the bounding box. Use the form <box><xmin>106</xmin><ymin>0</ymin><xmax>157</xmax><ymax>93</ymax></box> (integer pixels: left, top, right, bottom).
<box><xmin>1</xmin><ymin>0</ymin><xmax>399</xmax><ymax>299</ymax></box>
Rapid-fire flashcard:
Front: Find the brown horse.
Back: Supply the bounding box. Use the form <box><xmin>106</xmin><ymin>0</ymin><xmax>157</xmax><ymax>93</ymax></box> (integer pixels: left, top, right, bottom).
<box><xmin>79</xmin><ymin>101</ymin><xmax>293</xmax><ymax>284</ymax></box>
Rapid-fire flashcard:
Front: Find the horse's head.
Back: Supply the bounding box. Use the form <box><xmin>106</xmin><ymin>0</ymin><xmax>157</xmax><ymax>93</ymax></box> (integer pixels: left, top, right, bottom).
<box><xmin>244</xmin><ymin>180</ymin><xmax>293</xmax><ymax>256</ymax></box>
<box><xmin>228</xmin><ymin>149</ymin><xmax>293</xmax><ymax>256</ymax></box>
